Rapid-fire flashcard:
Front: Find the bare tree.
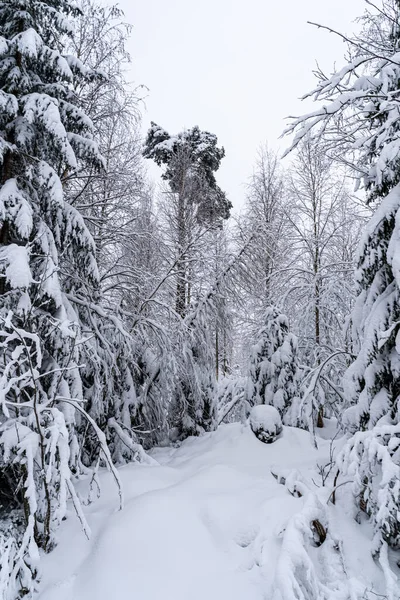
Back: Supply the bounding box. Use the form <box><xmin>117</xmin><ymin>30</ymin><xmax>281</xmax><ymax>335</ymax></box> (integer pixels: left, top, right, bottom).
<box><xmin>284</xmin><ymin>138</ymin><xmax>365</xmax><ymax>425</ymax></box>
<box><xmin>231</xmin><ymin>144</ymin><xmax>291</xmax><ymax>368</ymax></box>
<box><xmin>245</xmin><ymin>144</ymin><xmax>286</xmax><ymax>306</ymax></box>
<box><xmin>65</xmin><ymin>0</ymin><xmax>146</xmax><ymax>307</ymax></box>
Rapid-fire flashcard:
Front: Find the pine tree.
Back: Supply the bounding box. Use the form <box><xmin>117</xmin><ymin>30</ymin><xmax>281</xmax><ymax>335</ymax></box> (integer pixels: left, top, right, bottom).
<box><xmin>143</xmin><ymin>122</ymin><xmax>231</xmax><ymax>317</ymax></box>
<box><xmin>143</xmin><ymin>123</ymin><xmax>231</xmax><ymax>223</ymax></box>
<box><xmin>247</xmin><ymin>307</ymin><xmax>300</xmax><ymax>419</ymax></box>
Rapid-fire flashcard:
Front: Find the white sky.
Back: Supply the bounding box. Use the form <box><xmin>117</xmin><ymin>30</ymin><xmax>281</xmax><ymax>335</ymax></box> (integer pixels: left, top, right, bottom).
<box><xmin>119</xmin><ymin>0</ymin><xmax>366</xmax><ymax>208</ymax></box>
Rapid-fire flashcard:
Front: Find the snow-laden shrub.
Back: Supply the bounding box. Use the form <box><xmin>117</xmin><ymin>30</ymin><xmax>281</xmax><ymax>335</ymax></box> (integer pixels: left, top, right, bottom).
<box><xmin>291</xmin><ymin>350</ymin><xmax>350</xmax><ymax>435</ymax></box>
<box><xmin>249</xmin><ymin>405</ymin><xmax>282</xmax><ymax>443</ymax></box>
<box><xmin>0</xmin><ymin>532</ymin><xmax>39</xmax><ymax>600</ymax></box>
<box><xmin>337</xmin><ymin>423</ymin><xmax>400</xmax><ymax>552</ymax></box>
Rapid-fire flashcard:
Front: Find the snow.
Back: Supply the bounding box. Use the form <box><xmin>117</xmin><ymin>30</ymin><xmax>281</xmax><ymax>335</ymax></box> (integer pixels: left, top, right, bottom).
<box><xmin>0</xmin><ymin>179</ymin><xmax>33</xmax><ymax>239</ymax></box>
<box><xmin>249</xmin><ymin>404</ymin><xmax>282</xmax><ymax>433</ymax></box>
<box><xmin>22</xmin><ymin>93</ymin><xmax>77</xmax><ymax>169</ymax></box>
<box><xmin>14</xmin><ymin>29</ymin><xmax>43</xmax><ymax>59</ymax></box>
<box><xmin>36</xmin><ymin>423</ymin><xmax>396</xmax><ymax>600</ymax></box>
<box><xmin>0</xmin><ymin>244</ymin><xmax>32</xmax><ymax>289</ymax></box>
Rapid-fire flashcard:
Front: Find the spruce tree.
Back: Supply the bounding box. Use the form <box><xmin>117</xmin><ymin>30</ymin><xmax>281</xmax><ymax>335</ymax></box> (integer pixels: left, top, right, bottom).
<box><xmin>0</xmin><ymin>1</ymin><xmax>121</xmax><ymax>596</ymax></box>
<box><xmin>247</xmin><ymin>306</ymin><xmax>300</xmax><ymax>419</ymax></box>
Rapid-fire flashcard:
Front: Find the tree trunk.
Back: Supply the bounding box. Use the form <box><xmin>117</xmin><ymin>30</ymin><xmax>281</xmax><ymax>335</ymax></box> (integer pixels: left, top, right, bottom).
<box><xmin>215</xmin><ymin>326</ymin><xmax>219</xmax><ymax>380</ymax></box>
<box><xmin>317</xmin><ymin>405</ymin><xmax>324</xmax><ymax>428</ymax></box>
<box><xmin>175</xmin><ymin>190</ymin><xmax>186</xmax><ymax>317</ymax></box>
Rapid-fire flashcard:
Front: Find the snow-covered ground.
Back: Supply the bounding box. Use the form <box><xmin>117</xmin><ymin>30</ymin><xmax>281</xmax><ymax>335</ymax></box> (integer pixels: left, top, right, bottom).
<box><xmin>37</xmin><ymin>423</ymin><xmax>398</xmax><ymax>600</ymax></box>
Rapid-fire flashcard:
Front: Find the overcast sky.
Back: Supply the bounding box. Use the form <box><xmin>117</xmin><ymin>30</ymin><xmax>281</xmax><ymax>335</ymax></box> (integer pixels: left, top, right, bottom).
<box><xmin>119</xmin><ymin>0</ymin><xmax>365</xmax><ymax>208</ymax></box>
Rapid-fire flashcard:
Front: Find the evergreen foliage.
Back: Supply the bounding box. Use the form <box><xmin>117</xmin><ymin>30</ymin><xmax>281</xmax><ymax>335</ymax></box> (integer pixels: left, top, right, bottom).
<box><xmin>0</xmin><ymin>1</ymin><xmax>126</xmax><ymax>595</ymax></box>
<box><xmin>247</xmin><ymin>306</ymin><xmax>300</xmax><ymax>419</ymax></box>
<box><xmin>285</xmin><ymin>1</ymin><xmax>400</xmax><ymax>431</ymax></box>
<box><xmin>143</xmin><ymin>122</ymin><xmax>232</xmax><ymax>224</ymax></box>
<box><xmin>338</xmin><ymin>423</ymin><xmax>400</xmax><ymax>553</ymax></box>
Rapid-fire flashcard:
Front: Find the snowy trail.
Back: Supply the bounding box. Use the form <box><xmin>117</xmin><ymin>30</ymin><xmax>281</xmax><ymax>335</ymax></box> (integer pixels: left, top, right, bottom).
<box><xmin>37</xmin><ymin>424</ymin><xmax>389</xmax><ymax>600</ymax></box>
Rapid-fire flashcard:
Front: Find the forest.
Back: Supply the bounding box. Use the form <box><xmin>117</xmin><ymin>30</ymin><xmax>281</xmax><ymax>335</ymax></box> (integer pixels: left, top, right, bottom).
<box><xmin>0</xmin><ymin>0</ymin><xmax>399</xmax><ymax>599</ymax></box>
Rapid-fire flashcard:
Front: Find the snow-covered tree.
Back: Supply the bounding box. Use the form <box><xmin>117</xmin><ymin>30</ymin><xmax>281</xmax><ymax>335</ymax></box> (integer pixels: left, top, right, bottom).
<box><xmin>247</xmin><ymin>307</ymin><xmax>300</xmax><ymax>419</ymax></box>
<box><xmin>67</xmin><ymin>0</ymin><xmax>146</xmax><ymax>303</ymax></box>
<box><xmin>212</xmin><ymin>227</ymin><xmax>235</xmax><ymax>379</ymax></box>
<box><xmin>285</xmin><ymin>0</ymin><xmax>400</xmax><ymax>431</ymax></box>
<box><xmin>233</xmin><ymin>141</ymin><xmax>364</xmax><ymax>409</ymax></box>
<box><xmin>280</xmin><ymin>138</ymin><xmax>365</xmax><ymax>427</ymax></box>
<box><xmin>143</xmin><ymin>123</ymin><xmax>232</xmax><ymax>317</ymax></box>
<box><xmin>286</xmin><ymin>139</ymin><xmax>358</xmax><ymax>363</ymax></box>
<box><xmin>0</xmin><ymin>1</ymin><xmax>125</xmax><ymax>596</ymax></box>
<box><xmin>338</xmin><ymin>423</ymin><xmax>400</xmax><ymax>556</ymax></box>
<box><xmin>243</xmin><ymin>144</ymin><xmax>287</xmax><ymax>309</ymax></box>
<box><xmin>284</xmin><ymin>0</ymin><xmax>400</xmax><ymax>554</ymax></box>
<box><xmin>233</xmin><ymin>144</ymin><xmax>291</xmax><ymax>366</ymax></box>
<box><xmin>56</xmin><ymin>0</ymin><xmax>158</xmax><ymax>458</ymax></box>
<box><xmin>160</xmin><ymin>232</ymin><xmax>254</xmax><ymax>440</ymax></box>
<box><xmin>169</xmin><ymin>305</ymin><xmax>217</xmax><ymax>439</ymax></box>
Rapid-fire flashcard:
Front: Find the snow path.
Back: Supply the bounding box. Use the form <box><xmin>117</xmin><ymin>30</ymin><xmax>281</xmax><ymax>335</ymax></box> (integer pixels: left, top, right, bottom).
<box><xmin>37</xmin><ymin>424</ymin><xmax>390</xmax><ymax>600</ymax></box>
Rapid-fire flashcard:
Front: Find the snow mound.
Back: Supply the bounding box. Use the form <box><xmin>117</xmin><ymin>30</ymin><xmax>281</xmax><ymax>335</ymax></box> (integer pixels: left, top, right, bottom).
<box><xmin>249</xmin><ymin>404</ymin><xmax>282</xmax><ymax>443</ymax></box>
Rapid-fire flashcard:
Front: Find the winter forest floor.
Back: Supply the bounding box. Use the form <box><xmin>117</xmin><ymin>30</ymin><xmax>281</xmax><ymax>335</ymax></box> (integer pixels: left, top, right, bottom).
<box><xmin>37</xmin><ymin>423</ymin><xmax>399</xmax><ymax>600</ymax></box>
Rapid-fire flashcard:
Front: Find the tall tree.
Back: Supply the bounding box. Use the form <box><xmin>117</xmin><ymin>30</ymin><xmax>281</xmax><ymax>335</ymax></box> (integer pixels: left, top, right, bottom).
<box><xmin>0</xmin><ymin>1</ymin><xmax>123</xmax><ymax>596</ymax></box>
<box><xmin>55</xmin><ymin>0</ymin><xmax>155</xmax><ymax>461</ymax></box>
<box><xmin>230</xmin><ymin>145</ymin><xmax>291</xmax><ymax>372</ymax></box>
<box><xmin>244</xmin><ymin>144</ymin><xmax>286</xmax><ymax>308</ymax></box>
<box><xmin>285</xmin><ymin>139</ymin><xmax>357</xmax><ymax>362</ymax></box>
<box><xmin>66</xmin><ymin>0</ymin><xmax>145</xmax><ymax>305</ymax></box>
<box><xmin>143</xmin><ymin>123</ymin><xmax>232</xmax><ymax>317</ymax></box>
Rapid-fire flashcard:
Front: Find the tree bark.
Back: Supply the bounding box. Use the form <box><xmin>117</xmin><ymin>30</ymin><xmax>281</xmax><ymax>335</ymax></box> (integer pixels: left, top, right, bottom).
<box><xmin>175</xmin><ymin>189</ymin><xmax>186</xmax><ymax>318</ymax></box>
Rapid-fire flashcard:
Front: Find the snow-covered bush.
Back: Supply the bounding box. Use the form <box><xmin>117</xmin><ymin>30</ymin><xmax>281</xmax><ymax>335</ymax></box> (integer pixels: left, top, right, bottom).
<box><xmin>0</xmin><ymin>313</ymin><xmax>122</xmax><ymax>593</ymax></box>
<box><xmin>249</xmin><ymin>405</ymin><xmax>283</xmax><ymax>443</ymax></box>
<box><xmin>0</xmin><ymin>532</ymin><xmax>39</xmax><ymax>600</ymax></box>
<box><xmin>247</xmin><ymin>306</ymin><xmax>300</xmax><ymax>418</ymax></box>
<box><xmin>274</xmin><ymin>491</ymin><xmax>329</xmax><ymax>600</ymax></box>
<box><xmin>168</xmin><ymin>300</ymin><xmax>218</xmax><ymax>439</ymax></box>
<box><xmin>291</xmin><ymin>350</ymin><xmax>351</xmax><ymax>435</ymax></box>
